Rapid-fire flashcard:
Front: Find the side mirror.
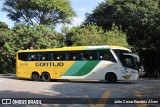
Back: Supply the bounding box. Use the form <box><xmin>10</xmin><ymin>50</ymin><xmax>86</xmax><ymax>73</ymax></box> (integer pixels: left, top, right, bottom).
<box><xmin>135</xmin><ymin>57</ymin><xmax>140</xmax><ymax>62</ymax></box>
<box><xmin>133</xmin><ymin>55</ymin><xmax>140</xmax><ymax>62</ymax></box>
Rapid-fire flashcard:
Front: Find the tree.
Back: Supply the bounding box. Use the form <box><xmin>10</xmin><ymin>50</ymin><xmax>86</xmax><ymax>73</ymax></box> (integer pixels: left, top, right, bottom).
<box><xmin>64</xmin><ymin>24</ymin><xmax>129</xmax><ymax>47</ymax></box>
<box><xmin>0</xmin><ymin>22</ymin><xmax>13</xmax><ymax>73</ymax></box>
<box><xmin>0</xmin><ymin>37</ymin><xmax>5</xmax><ymax>47</ymax></box>
<box><xmin>0</xmin><ymin>24</ymin><xmax>65</xmax><ymax>74</ymax></box>
<box><xmin>0</xmin><ymin>21</ymin><xmax>8</xmax><ymax>29</ymax></box>
<box><xmin>7</xmin><ymin>24</ymin><xmax>65</xmax><ymax>54</ymax></box>
<box><xmin>0</xmin><ymin>21</ymin><xmax>10</xmax><ymax>47</ymax></box>
<box><xmin>85</xmin><ymin>0</ymin><xmax>160</xmax><ymax>48</ymax></box>
<box><xmin>85</xmin><ymin>0</ymin><xmax>160</xmax><ymax>77</ymax></box>
<box><xmin>3</xmin><ymin>0</ymin><xmax>76</xmax><ymax>26</ymax></box>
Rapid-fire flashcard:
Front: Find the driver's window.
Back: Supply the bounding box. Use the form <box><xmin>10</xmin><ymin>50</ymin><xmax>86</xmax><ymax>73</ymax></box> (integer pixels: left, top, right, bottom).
<box><xmin>125</xmin><ymin>58</ymin><xmax>133</xmax><ymax>68</ymax></box>
<box><xmin>123</xmin><ymin>56</ymin><xmax>134</xmax><ymax>69</ymax></box>
<box><xmin>98</xmin><ymin>50</ymin><xmax>116</xmax><ymax>62</ymax></box>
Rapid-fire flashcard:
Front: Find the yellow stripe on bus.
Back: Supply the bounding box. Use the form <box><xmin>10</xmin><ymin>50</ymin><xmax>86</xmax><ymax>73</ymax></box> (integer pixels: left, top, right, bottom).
<box><xmin>17</xmin><ymin>61</ymin><xmax>75</xmax><ymax>79</ymax></box>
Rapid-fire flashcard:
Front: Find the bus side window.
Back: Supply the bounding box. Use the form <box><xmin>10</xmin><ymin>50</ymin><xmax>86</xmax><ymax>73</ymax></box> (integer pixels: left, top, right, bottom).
<box><xmin>39</xmin><ymin>53</ymin><xmax>46</xmax><ymax>61</ymax></box>
<box><xmin>67</xmin><ymin>52</ymin><xmax>79</xmax><ymax>60</ymax></box>
<box><xmin>80</xmin><ymin>52</ymin><xmax>87</xmax><ymax>60</ymax></box>
<box><xmin>99</xmin><ymin>55</ymin><xmax>103</xmax><ymax>60</ymax></box>
<box><xmin>50</xmin><ymin>53</ymin><xmax>55</xmax><ymax>60</ymax></box>
<box><xmin>80</xmin><ymin>51</ymin><xmax>98</xmax><ymax>60</ymax></box>
<box><xmin>73</xmin><ymin>56</ymin><xmax>77</xmax><ymax>60</ymax></box>
<box><xmin>18</xmin><ymin>52</ymin><xmax>28</xmax><ymax>61</ymax></box>
<box><xmin>42</xmin><ymin>56</ymin><xmax>46</xmax><ymax>61</ymax></box>
<box><xmin>30</xmin><ymin>54</ymin><xmax>36</xmax><ymax>61</ymax></box>
<box><xmin>83</xmin><ymin>51</ymin><xmax>98</xmax><ymax>60</ymax></box>
<box><xmin>47</xmin><ymin>53</ymin><xmax>51</xmax><ymax>61</ymax></box>
<box><xmin>57</xmin><ymin>56</ymin><xmax>60</xmax><ymax>60</ymax></box>
<box><xmin>53</xmin><ymin>52</ymin><xmax>66</xmax><ymax>60</ymax></box>
<box><xmin>88</xmin><ymin>51</ymin><xmax>97</xmax><ymax>60</ymax></box>
<box><xmin>98</xmin><ymin>50</ymin><xmax>116</xmax><ymax>62</ymax></box>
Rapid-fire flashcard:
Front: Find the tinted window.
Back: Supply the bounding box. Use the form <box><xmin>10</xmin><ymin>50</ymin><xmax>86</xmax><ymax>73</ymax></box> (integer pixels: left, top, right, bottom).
<box><xmin>18</xmin><ymin>52</ymin><xmax>28</xmax><ymax>61</ymax></box>
<box><xmin>18</xmin><ymin>50</ymin><xmax>115</xmax><ymax>62</ymax></box>
<box><xmin>51</xmin><ymin>52</ymin><xmax>66</xmax><ymax>60</ymax></box>
<box><xmin>39</xmin><ymin>53</ymin><xmax>50</xmax><ymax>61</ymax></box>
<box><xmin>80</xmin><ymin>51</ymin><xmax>97</xmax><ymax>60</ymax></box>
<box><xmin>121</xmin><ymin>55</ymin><xmax>135</xmax><ymax>69</ymax></box>
<box><xmin>29</xmin><ymin>53</ymin><xmax>38</xmax><ymax>61</ymax></box>
<box><xmin>113</xmin><ymin>49</ymin><xmax>131</xmax><ymax>64</ymax></box>
<box><xmin>98</xmin><ymin>50</ymin><xmax>116</xmax><ymax>62</ymax></box>
<box><xmin>113</xmin><ymin>49</ymin><xmax>131</xmax><ymax>58</ymax></box>
<box><xmin>66</xmin><ymin>51</ymin><xmax>80</xmax><ymax>60</ymax></box>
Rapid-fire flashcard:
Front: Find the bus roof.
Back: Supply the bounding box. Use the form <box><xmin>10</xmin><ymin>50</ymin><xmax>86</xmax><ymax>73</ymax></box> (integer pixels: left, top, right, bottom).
<box><xmin>17</xmin><ymin>45</ymin><xmax>131</xmax><ymax>52</ymax></box>
<box><xmin>108</xmin><ymin>45</ymin><xmax>131</xmax><ymax>52</ymax></box>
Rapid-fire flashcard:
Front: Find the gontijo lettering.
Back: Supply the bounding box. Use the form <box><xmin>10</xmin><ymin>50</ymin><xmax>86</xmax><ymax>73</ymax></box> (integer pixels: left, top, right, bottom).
<box><xmin>35</xmin><ymin>62</ymin><xmax>64</xmax><ymax>67</ymax></box>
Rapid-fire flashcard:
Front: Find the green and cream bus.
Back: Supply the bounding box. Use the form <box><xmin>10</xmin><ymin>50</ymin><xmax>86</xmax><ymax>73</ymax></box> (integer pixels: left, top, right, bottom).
<box><xmin>16</xmin><ymin>45</ymin><xmax>139</xmax><ymax>82</ymax></box>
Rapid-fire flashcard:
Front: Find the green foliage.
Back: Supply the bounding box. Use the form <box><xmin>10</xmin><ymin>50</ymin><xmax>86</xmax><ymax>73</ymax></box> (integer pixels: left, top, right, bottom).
<box><xmin>85</xmin><ymin>0</ymin><xmax>160</xmax><ymax>49</ymax></box>
<box><xmin>64</xmin><ymin>24</ymin><xmax>129</xmax><ymax>47</ymax></box>
<box><xmin>3</xmin><ymin>0</ymin><xmax>76</xmax><ymax>26</ymax></box>
<box><xmin>0</xmin><ymin>23</ymin><xmax>65</xmax><ymax>74</ymax></box>
<box><xmin>106</xmin><ymin>24</ymin><xmax>129</xmax><ymax>47</ymax></box>
<box><xmin>0</xmin><ymin>22</ymin><xmax>13</xmax><ymax>73</ymax></box>
<box><xmin>85</xmin><ymin>0</ymin><xmax>160</xmax><ymax>77</ymax></box>
<box><xmin>69</xmin><ymin>24</ymin><xmax>105</xmax><ymax>46</ymax></box>
<box><xmin>1</xmin><ymin>0</ymin><xmax>74</xmax><ymax>74</ymax></box>
<box><xmin>6</xmin><ymin>24</ymin><xmax>65</xmax><ymax>55</ymax></box>
<box><xmin>0</xmin><ymin>21</ymin><xmax>8</xmax><ymax>29</ymax></box>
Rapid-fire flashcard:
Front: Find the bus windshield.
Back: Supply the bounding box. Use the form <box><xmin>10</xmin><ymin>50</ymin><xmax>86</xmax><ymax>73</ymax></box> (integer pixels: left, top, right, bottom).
<box><xmin>112</xmin><ymin>49</ymin><xmax>139</xmax><ymax>70</ymax></box>
<box><xmin>121</xmin><ymin>54</ymin><xmax>137</xmax><ymax>69</ymax></box>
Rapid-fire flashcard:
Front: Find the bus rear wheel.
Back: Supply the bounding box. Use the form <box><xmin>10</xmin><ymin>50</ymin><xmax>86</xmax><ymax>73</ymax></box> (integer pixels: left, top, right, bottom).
<box><xmin>105</xmin><ymin>73</ymin><xmax>117</xmax><ymax>83</ymax></box>
<box><xmin>42</xmin><ymin>72</ymin><xmax>51</xmax><ymax>82</ymax></box>
<box><xmin>31</xmin><ymin>72</ymin><xmax>40</xmax><ymax>81</ymax></box>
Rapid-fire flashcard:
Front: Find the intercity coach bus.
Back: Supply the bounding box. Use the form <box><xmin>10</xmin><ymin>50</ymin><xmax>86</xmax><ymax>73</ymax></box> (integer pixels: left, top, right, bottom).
<box><xmin>16</xmin><ymin>45</ymin><xmax>139</xmax><ymax>83</ymax></box>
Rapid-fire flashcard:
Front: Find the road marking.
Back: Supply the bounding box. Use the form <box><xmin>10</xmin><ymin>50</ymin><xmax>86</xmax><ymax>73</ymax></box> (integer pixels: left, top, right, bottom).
<box><xmin>85</xmin><ymin>90</ymin><xmax>111</xmax><ymax>107</ymax></box>
<box><xmin>135</xmin><ymin>91</ymin><xmax>147</xmax><ymax>107</ymax></box>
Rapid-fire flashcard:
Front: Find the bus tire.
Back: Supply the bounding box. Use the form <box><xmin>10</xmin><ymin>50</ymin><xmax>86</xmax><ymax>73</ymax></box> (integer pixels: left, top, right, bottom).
<box><xmin>105</xmin><ymin>73</ymin><xmax>117</xmax><ymax>83</ymax></box>
<box><xmin>42</xmin><ymin>72</ymin><xmax>51</xmax><ymax>82</ymax></box>
<box><xmin>31</xmin><ymin>72</ymin><xmax>40</xmax><ymax>81</ymax></box>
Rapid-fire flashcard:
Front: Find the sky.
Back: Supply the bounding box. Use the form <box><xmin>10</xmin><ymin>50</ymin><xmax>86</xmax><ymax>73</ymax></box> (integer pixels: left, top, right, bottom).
<box><xmin>0</xmin><ymin>0</ymin><xmax>104</xmax><ymax>31</ymax></box>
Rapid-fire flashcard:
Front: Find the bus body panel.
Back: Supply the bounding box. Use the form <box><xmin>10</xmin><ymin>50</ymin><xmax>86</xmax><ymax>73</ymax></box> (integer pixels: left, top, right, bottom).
<box><xmin>16</xmin><ymin>60</ymin><xmax>138</xmax><ymax>81</ymax></box>
<box><xmin>16</xmin><ymin>45</ymin><xmax>139</xmax><ymax>81</ymax></box>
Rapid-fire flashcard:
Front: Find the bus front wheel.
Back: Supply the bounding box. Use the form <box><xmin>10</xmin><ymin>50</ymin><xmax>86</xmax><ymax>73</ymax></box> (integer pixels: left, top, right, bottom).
<box><xmin>105</xmin><ymin>73</ymin><xmax>117</xmax><ymax>83</ymax></box>
<box><xmin>42</xmin><ymin>72</ymin><xmax>51</xmax><ymax>82</ymax></box>
<box><xmin>31</xmin><ymin>72</ymin><xmax>40</xmax><ymax>81</ymax></box>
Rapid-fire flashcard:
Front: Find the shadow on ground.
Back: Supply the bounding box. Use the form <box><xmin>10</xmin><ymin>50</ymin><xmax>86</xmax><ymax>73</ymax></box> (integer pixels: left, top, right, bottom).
<box><xmin>0</xmin><ymin>74</ymin><xmax>134</xmax><ymax>84</ymax></box>
<box><xmin>0</xmin><ymin>75</ymin><xmax>160</xmax><ymax>107</ymax></box>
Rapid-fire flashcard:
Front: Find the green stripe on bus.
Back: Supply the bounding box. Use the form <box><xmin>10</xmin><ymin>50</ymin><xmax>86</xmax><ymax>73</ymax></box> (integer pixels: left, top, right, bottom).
<box><xmin>62</xmin><ymin>61</ymin><xmax>88</xmax><ymax>76</ymax></box>
<box><xmin>73</xmin><ymin>61</ymin><xmax>100</xmax><ymax>76</ymax></box>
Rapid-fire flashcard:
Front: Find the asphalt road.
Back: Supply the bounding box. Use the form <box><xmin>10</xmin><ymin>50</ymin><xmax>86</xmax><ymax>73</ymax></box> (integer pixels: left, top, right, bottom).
<box><xmin>0</xmin><ymin>74</ymin><xmax>159</xmax><ymax>107</ymax></box>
